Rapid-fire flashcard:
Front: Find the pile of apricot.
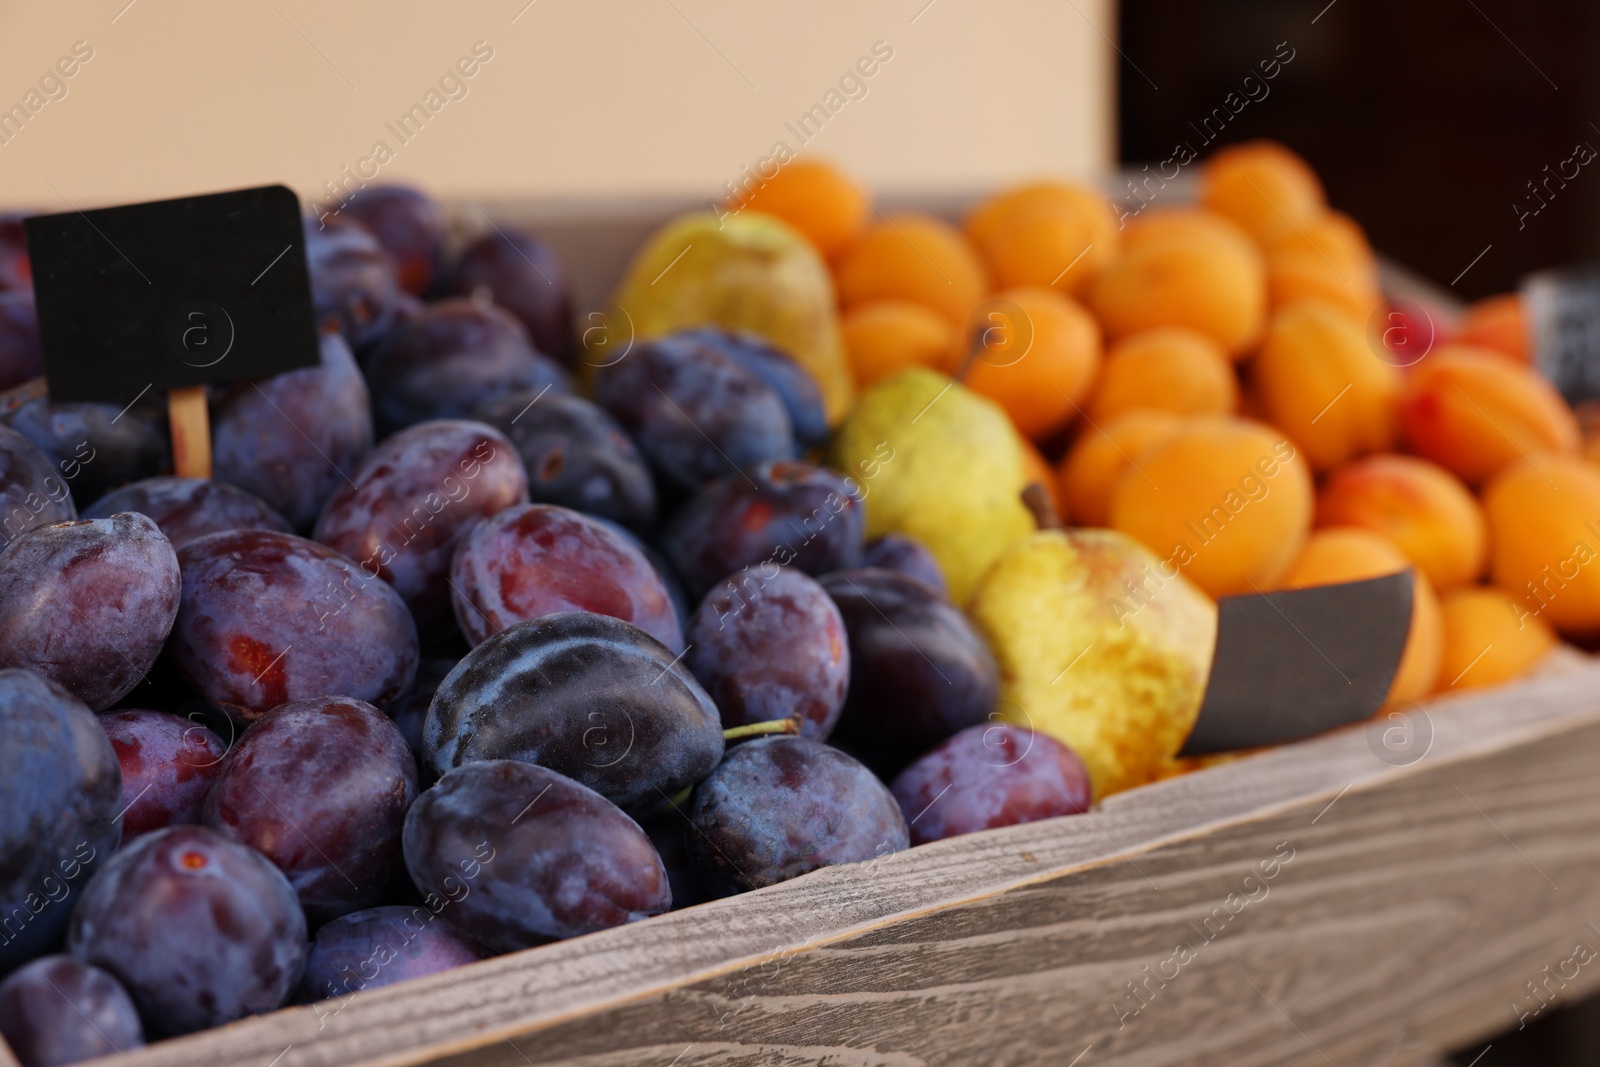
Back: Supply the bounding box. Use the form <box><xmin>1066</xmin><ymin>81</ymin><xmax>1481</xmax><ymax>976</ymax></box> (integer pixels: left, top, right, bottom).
<box><xmin>736</xmin><ymin>144</ymin><xmax>1600</xmax><ymax>703</ymax></box>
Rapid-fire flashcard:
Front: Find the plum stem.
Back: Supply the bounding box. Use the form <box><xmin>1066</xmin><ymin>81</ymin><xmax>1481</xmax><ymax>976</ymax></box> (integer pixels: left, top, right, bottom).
<box><xmin>722</xmin><ymin>717</ymin><xmax>802</xmax><ymax>742</ymax></box>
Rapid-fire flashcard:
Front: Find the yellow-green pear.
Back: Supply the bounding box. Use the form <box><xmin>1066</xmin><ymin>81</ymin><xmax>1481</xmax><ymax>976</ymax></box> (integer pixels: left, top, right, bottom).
<box><xmin>827</xmin><ymin>368</ymin><xmax>1035</xmax><ymax>604</ymax></box>
<box><xmin>600</xmin><ymin>211</ymin><xmax>854</xmax><ymax>422</ymax></box>
<box><xmin>969</xmin><ymin>528</ymin><xmax>1217</xmax><ymax>799</ymax></box>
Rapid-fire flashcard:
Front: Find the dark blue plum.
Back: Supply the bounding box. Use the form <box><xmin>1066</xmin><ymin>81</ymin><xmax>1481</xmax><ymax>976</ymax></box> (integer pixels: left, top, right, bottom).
<box><xmin>100</xmin><ymin>710</ymin><xmax>226</xmax><ymax>842</ymax></box>
<box><xmin>390</xmin><ymin>657</ymin><xmax>459</xmax><ymax>763</ymax></box>
<box><xmin>0</xmin><ymin>670</ymin><xmax>121</xmax><ymax>973</ymax></box>
<box><xmin>203</xmin><ymin>696</ymin><xmax>417</xmax><ymax>922</ymax></box>
<box><xmin>0</xmin><ymin>955</ymin><xmax>144</xmax><ymax>1066</ymax></box>
<box><xmin>0</xmin><ymin>379</ymin><xmax>167</xmax><ymax>510</ymax></box>
<box><xmin>473</xmin><ymin>391</ymin><xmax>655</xmax><ymax>531</ymax></box>
<box><xmin>673</xmin><ymin>328</ymin><xmax>828</xmax><ymax>450</ymax></box>
<box><xmin>0</xmin><ymin>513</ymin><xmax>181</xmax><ymax>710</ymax></box>
<box><xmin>0</xmin><ymin>214</ymin><xmax>28</xmax><ymax>292</ymax></box>
<box><xmin>213</xmin><ymin>330</ymin><xmax>374</xmax><ymax>530</ymax></box>
<box><xmin>686</xmin><ymin>566</ymin><xmax>848</xmax><ymax>740</ymax></box>
<box><xmin>820</xmin><ymin>569</ymin><xmax>1000</xmax><ymax>770</ymax></box>
<box><xmin>0</xmin><ymin>423</ymin><xmax>74</xmax><ymax>549</ymax></box>
<box><xmin>660</xmin><ymin>460</ymin><xmax>865</xmax><ymax>597</ymax></box>
<box><xmin>403</xmin><ymin>760</ymin><xmax>670</xmax><ymax>951</ymax></box>
<box><xmin>68</xmin><ymin>825</ymin><xmax>307</xmax><ymax>1036</ymax></box>
<box><xmin>593</xmin><ymin>332</ymin><xmax>794</xmax><ymax>494</ymax></box>
<box><xmin>687</xmin><ymin>736</ymin><xmax>907</xmax><ymax>896</ymax></box>
<box><xmin>298</xmin><ymin>905</ymin><xmax>484</xmax><ymax>1005</ymax></box>
<box><xmin>340</xmin><ymin>186</ymin><xmax>445</xmax><ymax>297</ymax></box>
<box><xmin>861</xmin><ymin>533</ymin><xmax>947</xmax><ymax>596</ymax></box>
<box><xmin>0</xmin><ymin>291</ymin><xmax>42</xmax><ymax>392</ymax></box>
<box><xmin>365</xmin><ymin>298</ymin><xmax>572</xmax><ymax>437</ymax></box>
<box><xmin>424</xmin><ymin>612</ymin><xmax>721</xmax><ymax>811</ymax></box>
<box><xmin>83</xmin><ymin>477</ymin><xmax>292</xmax><ymax>549</ymax></box>
<box><xmin>304</xmin><ymin>213</ymin><xmax>404</xmax><ymax>354</ymax></box>
<box><xmin>447</xmin><ymin>228</ymin><xmax>573</xmax><ymax>365</ymax></box>
<box><xmin>890</xmin><ymin>724</ymin><xmax>1090</xmax><ymax>845</ymax></box>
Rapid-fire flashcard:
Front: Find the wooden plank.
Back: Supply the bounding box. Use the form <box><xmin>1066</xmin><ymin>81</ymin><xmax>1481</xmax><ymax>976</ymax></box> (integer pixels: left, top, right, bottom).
<box><xmin>85</xmin><ymin>663</ymin><xmax>1600</xmax><ymax>1067</ymax></box>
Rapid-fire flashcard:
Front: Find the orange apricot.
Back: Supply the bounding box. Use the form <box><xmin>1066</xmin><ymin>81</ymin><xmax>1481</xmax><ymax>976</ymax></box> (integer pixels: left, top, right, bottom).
<box><xmin>1315</xmin><ymin>454</ymin><xmax>1487</xmax><ymax>591</ymax></box>
<box><xmin>1436</xmin><ymin>585</ymin><xmax>1556</xmax><ymax>692</ymax></box>
<box><xmin>731</xmin><ymin>159</ymin><xmax>868</xmax><ymax>260</ymax></box>
<box><xmin>1456</xmin><ymin>293</ymin><xmax>1530</xmax><ymax>364</ymax></box>
<box><xmin>1278</xmin><ymin>527</ymin><xmax>1443</xmax><ymax>703</ymax></box>
<box><xmin>1107</xmin><ymin>417</ymin><xmax>1313</xmax><ymax>597</ymax></box>
<box><xmin>1252</xmin><ymin>299</ymin><xmax>1400</xmax><ymax>471</ymax></box>
<box><xmin>1087</xmin><ymin>328</ymin><xmax>1238</xmax><ymax>422</ymax></box>
<box><xmin>1199</xmin><ymin>140</ymin><xmax>1326</xmax><ymax>247</ymax></box>
<box><xmin>956</xmin><ymin>287</ymin><xmax>1102</xmax><ymax>441</ymax></box>
<box><xmin>840</xmin><ymin>300</ymin><xmax>956</xmax><ymax>389</ymax></box>
<box><xmin>1398</xmin><ymin>345</ymin><xmax>1580</xmax><ymax>484</ymax></box>
<box><xmin>1018</xmin><ymin>434</ymin><xmax>1062</xmax><ymax>524</ymax></box>
<box><xmin>1121</xmin><ymin>208</ymin><xmax>1252</xmax><ymax>254</ymax></box>
<box><xmin>1089</xmin><ymin>214</ymin><xmax>1267</xmax><ymax>358</ymax></box>
<box><xmin>1056</xmin><ymin>410</ymin><xmax>1184</xmax><ymax>528</ymax></box>
<box><xmin>1265</xmin><ymin>212</ymin><xmax>1382</xmax><ymax>320</ymax></box>
<box><xmin>964</xmin><ymin>182</ymin><xmax>1119</xmax><ymax>296</ymax></box>
<box><xmin>1483</xmin><ymin>454</ymin><xmax>1600</xmax><ymax>638</ymax></box>
<box><xmin>835</xmin><ymin>213</ymin><xmax>988</xmax><ymax>326</ymax></box>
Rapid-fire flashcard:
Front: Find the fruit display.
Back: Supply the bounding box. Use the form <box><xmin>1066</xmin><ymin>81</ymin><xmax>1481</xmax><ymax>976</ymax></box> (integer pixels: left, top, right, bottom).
<box><xmin>0</xmin><ymin>141</ymin><xmax>1589</xmax><ymax>1061</ymax></box>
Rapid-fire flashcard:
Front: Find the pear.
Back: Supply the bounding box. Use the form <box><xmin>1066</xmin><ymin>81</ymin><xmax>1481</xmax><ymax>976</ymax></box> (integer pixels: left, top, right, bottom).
<box><xmin>601</xmin><ymin>211</ymin><xmax>854</xmax><ymax>422</ymax></box>
<box><xmin>968</xmin><ymin>528</ymin><xmax>1217</xmax><ymax>799</ymax></box>
<box><xmin>828</xmin><ymin>368</ymin><xmax>1035</xmax><ymax>604</ymax></box>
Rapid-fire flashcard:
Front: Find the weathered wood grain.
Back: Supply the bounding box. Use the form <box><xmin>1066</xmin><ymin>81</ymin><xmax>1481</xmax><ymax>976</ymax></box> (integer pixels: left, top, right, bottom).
<box><xmin>63</xmin><ymin>663</ymin><xmax>1600</xmax><ymax>1067</ymax></box>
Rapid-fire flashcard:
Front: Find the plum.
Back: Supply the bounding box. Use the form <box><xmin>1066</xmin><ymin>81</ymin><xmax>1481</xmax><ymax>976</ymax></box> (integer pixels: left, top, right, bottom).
<box><xmin>298</xmin><ymin>905</ymin><xmax>485</xmax><ymax>1005</ymax></box>
<box><xmin>0</xmin><ymin>379</ymin><xmax>168</xmax><ymax>510</ymax></box>
<box><xmin>304</xmin><ymin>213</ymin><xmax>403</xmax><ymax>354</ymax></box>
<box><xmin>0</xmin><ymin>423</ymin><xmax>74</xmax><ymax>547</ymax></box>
<box><xmin>449</xmin><ymin>504</ymin><xmax>683</xmax><ymax>651</ymax></box>
<box><xmin>673</xmin><ymin>328</ymin><xmax>828</xmax><ymax>450</ymax></box>
<box><xmin>593</xmin><ymin>332</ymin><xmax>795</xmax><ymax>494</ymax></box>
<box><xmin>171</xmin><ymin>529</ymin><xmax>419</xmax><ymax>723</ymax></box>
<box><xmin>0</xmin><ymin>955</ymin><xmax>144</xmax><ymax>1066</ymax></box>
<box><xmin>100</xmin><ymin>710</ymin><xmax>226</xmax><ymax>842</ymax></box>
<box><xmin>473</xmin><ymin>391</ymin><xmax>655</xmax><ymax>531</ymax></box>
<box><xmin>861</xmin><ymin>533</ymin><xmax>947</xmax><ymax>595</ymax></box>
<box><xmin>68</xmin><ymin>825</ymin><xmax>307</xmax><ymax>1036</ymax></box>
<box><xmin>403</xmin><ymin>760</ymin><xmax>670</xmax><ymax>951</ymax></box>
<box><xmin>0</xmin><ymin>214</ymin><xmax>29</xmax><ymax>292</ymax></box>
<box><xmin>687</xmin><ymin>736</ymin><xmax>907</xmax><ymax>896</ymax></box>
<box><xmin>365</xmin><ymin>298</ymin><xmax>572</xmax><ymax>436</ymax></box>
<box><xmin>685</xmin><ymin>567</ymin><xmax>849</xmax><ymax>740</ymax></box>
<box><xmin>446</xmin><ymin>228</ymin><xmax>573</xmax><ymax>365</ymax></box>
<box><xmin>0</xmin><ymin>513</ymin><xmax>181</xmax><ymax>710</ymax></box>
<box><xmin>213</xmin><ymin>330</ymin><xmax>374</xmax><ymax>530</ymax></box>
<box><xmin>0</xmin><ymin>670</ymin><xmax>121</xmax><ymax>973</ymax></box>
<box><xmin>83</xmin><ymin>476</ymin><xmax>292</xmax><ymax>548</ymax></box>
<box><xmin>0</xmin><ymin>291</ymin><xmax>42</xmax><ymax>392</ymax></box>
<box><xmin>314</xmin><ymin>419</ymin><xmax>528</xmax><ymax>633</ymax></box>
<box><xmin>340</xmin><ymin>186</ymin><xmax>445</xmax><ymax>297</ymax></box>
<box><xmin>424</xmin><ymin>612</ymin><xmax>722</xmax><ymax>810</ymax></box>
<box><xmin>204</xmin><ymin>696</ymin><xmax>417</xmax><ymax>922</ymax></box>
<box><xmin>660</xmin><ymin>460</ymin><xmax>865</xmax><ymax>597</ymax></box>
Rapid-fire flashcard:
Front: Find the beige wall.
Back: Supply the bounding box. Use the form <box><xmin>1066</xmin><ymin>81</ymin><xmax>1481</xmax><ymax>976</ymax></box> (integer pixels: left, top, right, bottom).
<box><xmin>0</xmin><ymin>0</ymin><xmax>1112</xmax><ymax>213</ymax></box>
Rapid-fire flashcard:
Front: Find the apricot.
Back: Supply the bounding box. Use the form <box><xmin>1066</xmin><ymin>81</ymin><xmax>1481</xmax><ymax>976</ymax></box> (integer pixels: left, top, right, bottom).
<box><xmin>1253</xmin><ymin>299</ymin><xmax>1400</xmax><ymax>471</ymax></box>
<box><xmin>957</xmin><ymin>287</ymin><xmax>1102</xmax><ymax>441</ymax></box>
<box><xmin>1121</xmin><ymin>208</ymin><xmax>1252</xmax><ymax>254</ymax></box>
<box><xmin>1315</xmin><ymin>455</ymin><xmax>1487</xmax><ymax>591</ymax></box>
<box><xmin>1436</xmin><ymin>586</ymin><xmax>1556</xmax><ymax>691</ymax></box>
<box><xmin>731</xmin><ymin>159</ymin><xmax>868</xmax><ymax>260</ymax></box>
<box><xmin>1398</xmin><ymin>346</ymin><xmax>1579</xmax><ymax>484</ymax></box>
<box><xmin>964</xmin><ymin>182</ymin><xmax>1119</xmax><ymax>296</ymax></box>
<box><xmin>1090</xmin><ymin>212</ymin><xmax>1266</xmax><ymax>358</ymax></box>
<box><xmin>1018</xmin><ymin>434</ymin><xmax>1062</xmax><ymax>524</ymax></box>
<box><xmin>1107</xmin><ymin>417</ymin><xmax>1313</xmax><ymax>597</ymax></box>
<box><xmin>1483</xmin><ymin>454</ymin><xmax>1600</xmax><ymax>638</ymax></box>
<box><xmin>1087</xmin><ymin>328</ymin><xmax>1239</xmax><ymax>422</ymax></box>
<box><xmin>835</xmin><ymin>213</ymin><xmax>988</xmax><ymax>326</ymax></box>
<box><xmin>1199</xmin><ymin>140</ymin><xmax>1326</xmax><ymax>247</ymax></box>
<box><xmin>1278</xmin><ymin>527</ymin><xmax>1443</xmax><ymax>704</ymax></box>
<box><xmin>840</xmin><ymin>300</ymin><xmax>956</xmax><ymax>389</ymax></box>
<box><xmin>1265</xmin><ymin>212</ymin><xmax>1382</xmax><ymax>320</ymax></box>
<box><xmin>1056</xmin><ymin>410</ymin><xmax>1184</xmax><ymax>528</ymax></box>
<box><xmin>1456</xmin><ymin>293</ymin><xmax>1530</xmax><ymax>364</ymax></box>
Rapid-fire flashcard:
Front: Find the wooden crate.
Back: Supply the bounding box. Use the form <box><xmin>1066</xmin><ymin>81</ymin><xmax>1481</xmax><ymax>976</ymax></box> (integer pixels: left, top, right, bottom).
<box><xmin>43</xmin><ymin>190</ymin><xmax>1599</xmax><ymax>1067</ymax></box>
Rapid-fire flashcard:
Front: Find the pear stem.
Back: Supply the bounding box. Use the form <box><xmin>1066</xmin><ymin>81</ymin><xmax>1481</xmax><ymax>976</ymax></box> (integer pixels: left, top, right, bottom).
<box><xmin>1022</xmin><ymin>482</ymin><xmax>1062</xmax><ymax>530</ymax></box>
<box><xmin>723</xmin><ymin>717</ymin><xmax>802</xmax><ymax>741</ymax></box>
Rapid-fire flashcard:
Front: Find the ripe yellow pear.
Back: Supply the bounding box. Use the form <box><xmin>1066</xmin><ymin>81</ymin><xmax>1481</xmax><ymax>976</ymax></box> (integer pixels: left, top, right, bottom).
<box><xmin>827</xmin><ymin>368</ymin><xmax>1035</xmax><ymax>604</ymax></box>
<box><xmin>599</xmin><ymin>211</ymin><xmax>854</xmax><ymax>422</ymax></box>
<box><xmin>969</xmin><ymin>528</ymin><xmax>1217</xmax><ymax>799</ymax></box>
